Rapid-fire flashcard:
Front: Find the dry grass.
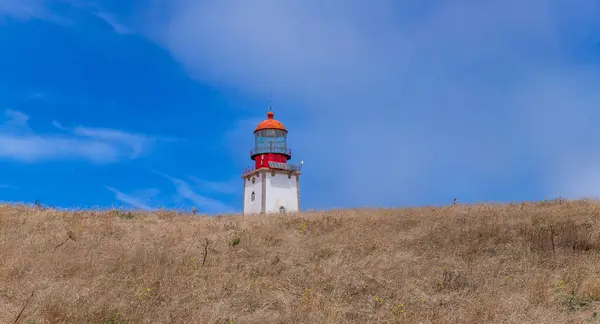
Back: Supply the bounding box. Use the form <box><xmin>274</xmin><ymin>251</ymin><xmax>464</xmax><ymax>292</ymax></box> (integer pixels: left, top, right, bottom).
<box><xmin>2</xmin><ymin>199</ymin><xmax>600</xmax><ymax>323</ymax></box>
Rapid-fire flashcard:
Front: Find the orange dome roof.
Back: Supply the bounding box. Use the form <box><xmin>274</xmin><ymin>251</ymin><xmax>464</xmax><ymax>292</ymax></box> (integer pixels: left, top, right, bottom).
<box><xmin>254</xmin><ymin>111</ymin><xmax>287</xmax><ymax>132</ymax></box>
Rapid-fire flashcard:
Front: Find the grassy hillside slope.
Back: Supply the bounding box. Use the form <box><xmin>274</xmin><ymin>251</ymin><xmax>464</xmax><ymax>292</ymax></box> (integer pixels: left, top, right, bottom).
<box><xmin>2</xmin><ymin>200</ymin><xmax>600</xmax><ymax>323</ymax></box>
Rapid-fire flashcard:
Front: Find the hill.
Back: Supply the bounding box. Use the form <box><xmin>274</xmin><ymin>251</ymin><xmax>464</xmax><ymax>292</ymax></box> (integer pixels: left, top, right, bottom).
<box><xmin>1</xmin><ymin>200</ymin><xmax>600</xmax><ymax>323</ymax></box>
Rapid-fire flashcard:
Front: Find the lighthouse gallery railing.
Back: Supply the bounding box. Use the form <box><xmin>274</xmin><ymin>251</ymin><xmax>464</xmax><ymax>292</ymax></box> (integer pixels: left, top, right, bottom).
<box><xmin>250</xmin><ymin>147</ymin><xmax>292</xmax><ymax>156</ymax></box>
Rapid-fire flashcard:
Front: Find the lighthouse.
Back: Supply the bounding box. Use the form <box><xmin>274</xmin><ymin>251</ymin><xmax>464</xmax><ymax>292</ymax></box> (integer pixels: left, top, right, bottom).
<box><xmin>242</xmin><ymin>110</ymin><xmax>302</xmax><ymax>215</ymax></box>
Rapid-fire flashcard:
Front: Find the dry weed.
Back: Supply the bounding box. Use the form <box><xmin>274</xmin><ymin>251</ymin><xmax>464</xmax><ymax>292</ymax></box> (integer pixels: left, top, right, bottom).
<box><xmin>1</xmin><ymin>201</ymin><xmax>600</xmax><ymax>323</ymax></box>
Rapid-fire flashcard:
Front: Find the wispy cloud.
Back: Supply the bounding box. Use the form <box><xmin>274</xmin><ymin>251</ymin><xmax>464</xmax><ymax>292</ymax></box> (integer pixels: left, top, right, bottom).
<box><xmin>69</xmin><ymin>125</ymin><xmax>156</xmax><ymax>159</ymax></box>
<box><xmin>0</xmin><ymin>0</ymin><xmax>69</xmax><ymax>24</ymax></box>
<box><xmin>155</xmin><ymin>171</ymin><xmax>235</xmax><ymax>214</ymax></box>
<box><xmin>189</xmin><ymin>177</ymin><xmax>239</xmax><ymax>195</ymax></box>
<box><xmin>95</xmin><ymin>11</ymin><xmax>133</xmax><ymax>34</ymax></box>
<box><xmin>105</xmin><ymin>186</ymin><xmax>155</xmax><ymax>210</ymax></box>
<box><xmin>0</xmin><ymin>109</ymin><xmax>161</xmax><ymax>163</ymax></box>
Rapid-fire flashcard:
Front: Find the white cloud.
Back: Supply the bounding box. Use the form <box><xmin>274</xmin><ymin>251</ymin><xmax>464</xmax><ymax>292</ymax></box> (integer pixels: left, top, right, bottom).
<box><xmin>95</xmin><ymin>11</ymin><xmax>133</xmax><ymax>34</ymax></box>
<box><xmin>1</xmin><ymin>110</ymin><xmax>32</xmax><ymax>134</ymax></box>
<box><xmin>156</xmin><ymin>171</ymin><xmax>235</xmax><ymax>214</ymax></box>
<box><xmin>0</xmin><ymin>110</ymin><xmax>160</xmax><ymax>163</ymax></box>
<box><xmin>189</xmin><ymin>176</ymin><xmax>239</xmax><ymax>195</ymax></box>
<box><xmin>0</xmin><ymin>136</ymin><xmax>118</xmax><ymax>163</ymax></box>
<box><xmin>0</xmin><ymin>0</ymin><xmax>69</xmax><ymax>23</ymax></box>
<box><xmin>142</xmin><ymin>0</ymin><xmax>600</xmax><ymax>207</ymax></box>
<box><xmin>69</xmin><ymin>126</ymin><xmax>156</xmax><ymax>159</ymax></box>
<box><xmin>0</xmin><ymin>0</ymin><xmax>46</xmax><ymax>19</ymax></box>
<box><xmin>105</xmin><ymin>186</ymin><xmax>155</xmax><ymax>210</ymax></box>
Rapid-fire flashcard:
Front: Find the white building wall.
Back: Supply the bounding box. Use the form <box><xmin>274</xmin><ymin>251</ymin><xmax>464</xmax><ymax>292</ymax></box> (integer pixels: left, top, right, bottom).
<box><xmin>265</xmin><ymin>173</ymin><xmax>299</xmax><ymax>213</ymax></box>
<box><xmin>243</xmin><ymin>173</ymin><xmax>263</xmax><ymax>214</ymax></box>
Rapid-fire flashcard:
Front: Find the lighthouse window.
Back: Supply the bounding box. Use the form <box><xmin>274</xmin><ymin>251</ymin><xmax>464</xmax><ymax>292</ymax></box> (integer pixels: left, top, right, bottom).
<box><xmin>256</xmin><ymin>130</ymin><xmax>286</xmax><ymax>138</ymax></box>
<box><xmin>251</xmin><ymin>191</ymin><xmax>255</xmax><ymax>202</ymax></box>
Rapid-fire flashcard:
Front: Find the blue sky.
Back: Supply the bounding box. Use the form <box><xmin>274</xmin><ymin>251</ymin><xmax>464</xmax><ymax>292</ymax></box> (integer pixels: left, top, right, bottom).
<box><xmin>0</xmin><ymin>0</ymin><xmax>599</xmax><ymax>213</ymax></box>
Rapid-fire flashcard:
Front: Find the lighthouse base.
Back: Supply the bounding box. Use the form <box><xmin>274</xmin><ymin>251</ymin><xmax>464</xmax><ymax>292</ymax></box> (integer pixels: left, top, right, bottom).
<box><xmin>242</xmin><ymin>168</ymin><xmax>301</xmax><ymax>215</ymax></box>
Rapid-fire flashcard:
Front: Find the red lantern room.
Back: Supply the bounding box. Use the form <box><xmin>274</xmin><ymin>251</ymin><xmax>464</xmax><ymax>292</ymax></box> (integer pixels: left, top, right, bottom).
<box><xmin>250</xmin><ymin>111</ymin><xmax>292</xmax><ymax>170</ymax></box>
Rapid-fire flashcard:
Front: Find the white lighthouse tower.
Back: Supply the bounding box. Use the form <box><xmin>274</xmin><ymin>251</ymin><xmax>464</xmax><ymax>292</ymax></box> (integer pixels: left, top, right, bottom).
<box><xmin>242</xmin><ymin>110</ymin><xmax>302</xmax><ymax>215</ymax></box>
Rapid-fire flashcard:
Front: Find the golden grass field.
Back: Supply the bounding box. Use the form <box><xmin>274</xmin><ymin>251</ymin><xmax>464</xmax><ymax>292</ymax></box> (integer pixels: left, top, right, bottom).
<box><xmin>2</xmin><ymin>199</ymin><xmax>600</xmax><ymax>323</ymax></box>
